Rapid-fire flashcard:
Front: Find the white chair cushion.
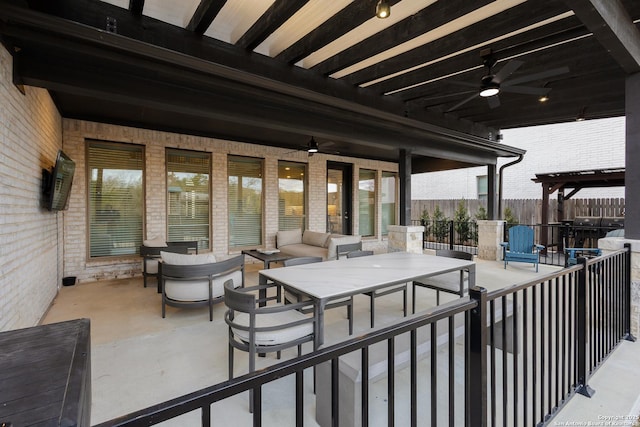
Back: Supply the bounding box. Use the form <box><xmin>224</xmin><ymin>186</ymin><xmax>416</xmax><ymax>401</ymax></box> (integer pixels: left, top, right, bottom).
<box><xmin>161</xmin><ymin>251</ymin><xmax>216</xmax><ymax>265</ymax></box>
<box><xmin>231</xmin><ymin>306</ymin><xmax>313</xmax><ymax>345</ymax></box>
<box><xmin>165</xmin><ymin>270</ymin><xmax>242</xmax><ymax>301</ymax></box>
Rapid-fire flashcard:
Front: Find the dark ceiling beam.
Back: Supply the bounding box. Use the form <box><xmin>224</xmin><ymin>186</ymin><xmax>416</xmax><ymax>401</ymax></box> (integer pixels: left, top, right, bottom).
<box><xmin>129</xmin><ymin>0</ymin><xmax>144</xmax><ymax>17</ymax></box>
<box><xmin>374</xmin><ymin>16</ymin><xmax>587</xmax><ymax>96</ymax></box>
<box><xmin>186</xmin><ymin>0</ymin><xmax>227</xmax><ymax>35</ymax></box>
<box><xmin>397</xmin><ymin>33</ymin><xmax>620</xmax><ymax>107</ymax></box>
<box><xmin>0</xmin><ymin>0</ymin><xmax>497</xmax><ymax>140</ymax></box>
<box><xmin>563</xmin><ymin>0</ymin><xmax>640</xmax><ymax>73</ymax></box>
<box><xmin>312</xmin><ymin>0</ymin><xmax>493</xmax><ymax>77</ymax></box>
<box><xmin>275</xmin><ymin>0</ymin><xmax>401</xmax><ymax>64</ymax></box>
<box><xmin>340</xmin><ymin>1</ymin><xmax>571</xmax><ymax>87</ymax></box>
<box><xmin>236</xmin><ymin>0</ymin><xmax>309</xmax><ymax>51</ymax></box>
<box><xmin>13</xmin><ymin>49</ymin><xmax>517</xmax><ymax>164</ymax></box>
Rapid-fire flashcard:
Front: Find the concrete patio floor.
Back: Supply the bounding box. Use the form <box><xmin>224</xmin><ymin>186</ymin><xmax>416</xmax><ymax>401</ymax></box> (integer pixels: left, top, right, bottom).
<box><xmin>41</xmin><ymin>257</ymin><xmax>640</xmax><ymax>426</ymax></box>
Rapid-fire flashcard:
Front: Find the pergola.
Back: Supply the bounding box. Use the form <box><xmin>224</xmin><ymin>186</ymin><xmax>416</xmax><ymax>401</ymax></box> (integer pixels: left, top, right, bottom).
<box><xmin>533</xmin><ymin>167</ymin><xmax>626</xmax><ymax>226</ymax></box>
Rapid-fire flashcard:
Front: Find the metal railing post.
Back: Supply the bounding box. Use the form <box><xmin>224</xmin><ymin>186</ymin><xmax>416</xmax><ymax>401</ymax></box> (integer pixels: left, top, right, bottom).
<box><xmin>449</xmin><ymin>220</ymin><xmax>454</xmax><ymax>250</ymax></box>
<box><xmin>623</xmin><ymin>243</ymin><xmax>637</xmax><ymax>342</ymax></box>
<box><xmin>575</xmin><ymin>257</ymin><xmax>595</xmax><ymax>397</ymax></box>
<box><xmin>466</xmin><ymin>287</ymin><xmax>487</xmax><ymax>427</ymax></box>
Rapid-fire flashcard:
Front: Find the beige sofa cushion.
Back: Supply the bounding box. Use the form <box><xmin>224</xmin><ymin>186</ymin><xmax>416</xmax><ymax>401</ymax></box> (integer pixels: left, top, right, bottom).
<box><xmin>279</xmin><ymin>243</ymin><xmax>328</xmax><ymax>260</ymax></box>
<box><xmin>327</xmin><ymin>235</ymin><xmax>362</xmax><ymax>260</ymax></box>
<box><xmin>302</xmin><ymin>230</ymin><xmax>330</xmax><ymax>247</ymax></box>
<box><xmin>276</xmin><ymin>229</ymin><xmax>303</xmax><ymax>247</ymax></box>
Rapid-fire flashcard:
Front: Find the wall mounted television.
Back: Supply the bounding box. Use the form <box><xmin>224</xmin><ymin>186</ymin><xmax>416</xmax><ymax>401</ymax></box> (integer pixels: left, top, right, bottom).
<box><xmin>43</xmin><ymin>150</ymin><xmax>76</xmax><ymax>211</ymax></box>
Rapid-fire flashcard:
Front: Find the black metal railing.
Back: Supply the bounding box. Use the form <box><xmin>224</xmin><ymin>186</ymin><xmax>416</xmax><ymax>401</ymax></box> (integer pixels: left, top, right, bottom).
<box><xmin>412</xmin><ymin>219</ymin><xmax>479</xmax><ymax>255</ymax></box>
<box><xmin>96</xmin><ymin>246</ymin><xmax>633</xmax><ymax>427</ymax></box>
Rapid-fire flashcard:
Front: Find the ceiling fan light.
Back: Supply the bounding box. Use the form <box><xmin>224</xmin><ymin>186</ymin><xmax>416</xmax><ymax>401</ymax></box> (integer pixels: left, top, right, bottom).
<box><xmin>479</xmin><ymin>86</ymin><xmax>499</xmax><ymax>97</ymax></box>
<box><xmin>376</xmin><ymin>0</ymin><xmax>390</xmax><ymax>19</ymax></box>
<box><xmin>307</xmin><ymin>137</ymin><xmax>319</xmax><ymax>153</ymax></box>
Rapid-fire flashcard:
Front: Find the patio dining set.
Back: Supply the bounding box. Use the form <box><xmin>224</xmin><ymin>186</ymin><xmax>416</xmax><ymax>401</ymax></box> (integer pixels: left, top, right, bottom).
<box><xmin>140</xmin><ymin>241</ymin><xmax>477</xmax><ymax>381</ymax></box>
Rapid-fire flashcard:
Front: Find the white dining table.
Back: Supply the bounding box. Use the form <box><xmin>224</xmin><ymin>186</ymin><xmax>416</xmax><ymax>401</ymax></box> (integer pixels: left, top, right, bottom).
<box><xmin>258</xmin><ymin>251</ymin><xmax>476</xmax><ymax>349</ymax></box>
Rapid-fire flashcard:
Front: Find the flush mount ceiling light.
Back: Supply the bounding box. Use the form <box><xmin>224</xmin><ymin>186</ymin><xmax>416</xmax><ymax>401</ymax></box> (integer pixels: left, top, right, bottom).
<box><xmin>307</xmin><ymin>137</ymin><xmax>319</xmax><ymax>153</ymax></box>
<box><xmin>538</xmin><ymin>95</ymin><xmax>549</xmax><ymax>102</ymax></box>
<box><xmin>376</xmin><ymin>0</ymin><xmax>390</xmax><ymax>19</ymax></box>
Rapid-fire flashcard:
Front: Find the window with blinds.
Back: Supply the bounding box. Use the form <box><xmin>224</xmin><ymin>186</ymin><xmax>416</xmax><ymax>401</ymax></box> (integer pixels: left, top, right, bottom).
<box><xmin>381</xmin><ymin>171</ymin><xmax>397</xmax><ymax>235</ymax></box>
<box><xmin>228</xmin><ymin>156</ymin><xmax>263</xmax><ymax>248</ymax></box>
<box><xmin>88</xmin><ymin>141</ymin><xmax>144</xmax><ymax>258</ymax></box>
<box><xmin>166</xmin><ymin>149</ymin><xmax>210</xmax><ymax>250</ymax></box>
<box><xmin>278</xmin><ymin>161</ymin><xmax>306</xmax><ymax>231</ymax></box>
<box><xmin>359</xmin><ymin>169</ymin><xmax>376</xmax><ymax>237</ymax></box>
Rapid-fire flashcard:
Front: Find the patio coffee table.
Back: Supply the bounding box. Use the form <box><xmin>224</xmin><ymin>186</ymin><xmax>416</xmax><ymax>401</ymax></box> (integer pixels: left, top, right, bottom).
<box><xmin>242</xmin><ymin>249</ymin><xmax>293</xmax><ymax>269</ymax></box>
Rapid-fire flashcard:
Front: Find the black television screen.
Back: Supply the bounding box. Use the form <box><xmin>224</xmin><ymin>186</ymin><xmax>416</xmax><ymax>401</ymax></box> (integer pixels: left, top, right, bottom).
<box><xmin>45</xmin><ymin>150</ymin><xmax>76</xmax><ymax>211</ymax></box>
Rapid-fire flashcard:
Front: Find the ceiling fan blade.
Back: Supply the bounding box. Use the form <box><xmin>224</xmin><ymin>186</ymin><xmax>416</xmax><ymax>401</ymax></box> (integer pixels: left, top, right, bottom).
<box><xmin>500</xmin><ymin>85</ymin><xmax>551</xmax><ymax>95</ymax></box>
<box><xmin>493</xmin><ymin>59</ymin><xmax>524</xmax><ymax>84</ymax></box>
<box><xmin>487</xmin><ymin>95</ymin><xmax>500</xmax><ymax>109</ymax></box>
<box><xmin>504</xmin><ymin>66</ymin><xmax>570</xmax><ymax>86</ymax></box>
<box><xmin>447</xmin><ymin>92</ymin><xmax>479</xmax><ymax>112</ymax></box>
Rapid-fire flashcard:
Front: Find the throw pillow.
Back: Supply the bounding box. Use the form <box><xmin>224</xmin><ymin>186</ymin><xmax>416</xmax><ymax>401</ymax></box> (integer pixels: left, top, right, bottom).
<box><xmin>161</xmin><ymin>251</ymin><xmax>216</xmax><ymax>265</ymax></box>
<box><xmin>143</xmin><ymin>237</ymin><xmax>167</xmax><ymax>247</ymax></box>
<box><xmin>276</xmin><ymin>228</ymin><xmax>302</xmax><ymax>247</ymax></box>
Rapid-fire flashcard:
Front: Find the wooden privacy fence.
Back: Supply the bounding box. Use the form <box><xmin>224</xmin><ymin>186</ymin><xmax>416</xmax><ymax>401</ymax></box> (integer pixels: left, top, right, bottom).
<box><xmin>412</xmin><ymin>198</ymin><xmax>625</xmax><ymax>224</ymax></box>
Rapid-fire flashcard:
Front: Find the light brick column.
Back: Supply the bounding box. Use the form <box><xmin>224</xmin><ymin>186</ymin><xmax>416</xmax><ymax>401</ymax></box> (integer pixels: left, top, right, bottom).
<box><xmin>477</xmin><ymin>220</ymin><xmax>505</xmax><ymax>261</ymax></box>
<box><xmin>387</xmin><ymin>225</ymin><xmax>424</xmax><ymax>253</ymax></box>
<box><xmin>599</xmin><ymin>238</ymin><xmax>640</xmax><ymax>338</ymax></box>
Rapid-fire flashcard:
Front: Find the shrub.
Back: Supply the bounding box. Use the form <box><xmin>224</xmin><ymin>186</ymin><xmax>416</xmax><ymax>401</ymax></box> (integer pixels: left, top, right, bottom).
<box><xmin>454</xmin><ymin>200</ymin><xmax>472</xmax><ymax>243</ymax></box>
<box><xmin>432</xmin><ymin>205</ymin><xmax>448</xmax><ymax>242</ymax></box>
<box><xmin>504</xmin><ymin>207</ymin><xmax>519</xmax><ymax>225</ymax></box>
<box><xmin>475</xmin><ymin>206</ymin><xmax>488</xmax><ymax>220</ymax></box>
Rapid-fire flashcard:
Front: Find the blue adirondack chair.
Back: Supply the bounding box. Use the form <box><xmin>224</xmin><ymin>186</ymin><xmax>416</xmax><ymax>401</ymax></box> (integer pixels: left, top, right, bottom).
<box><xmin>500</xmin><ymin>225</ymin><xmax>545</xmax><ymax>272</ymax></box>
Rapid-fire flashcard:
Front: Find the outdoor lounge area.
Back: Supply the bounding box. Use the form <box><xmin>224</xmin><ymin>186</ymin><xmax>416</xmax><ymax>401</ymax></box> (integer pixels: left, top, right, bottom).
<box><xmin>2</xmin><ymin>1</ymin><xmax>640</xmax><ymax>427</ymax></box>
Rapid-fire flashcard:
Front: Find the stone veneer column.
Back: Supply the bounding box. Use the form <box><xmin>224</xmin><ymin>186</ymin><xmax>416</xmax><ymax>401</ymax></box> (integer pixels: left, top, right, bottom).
<box><xmin>387</xmin><ymin>225</ymin><xmax>424</xmax><ymax>253</ymax></box>
<box><xmin>477</xmin><ymin>220</ymin><xmax>505</xmax><ymax>261</ymax></box>
<box><xmin>599</xmin><ymin>238</ymin><xmax>640</xmax><ymax>338</ymax></box>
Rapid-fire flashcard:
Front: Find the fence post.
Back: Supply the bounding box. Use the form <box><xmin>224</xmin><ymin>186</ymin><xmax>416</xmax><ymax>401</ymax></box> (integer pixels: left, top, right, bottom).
<box><xmin>449</xmin><ymin>220</ymin><xmax>454</xmax><ymax>250</ymax></box>
<box><xmin>623</xmin><ymin>243</ymin><xmax>637</xmax><ymax>342</ymax></box>
<box><xmin>575</xmin><ymin>257</ymin><xmax>595</xmax><ymax>397</ymax></box>
<box><xmin>466</xmin><ymin>287</ymin><xmax>487</xmax><ymax>426</ymax></box>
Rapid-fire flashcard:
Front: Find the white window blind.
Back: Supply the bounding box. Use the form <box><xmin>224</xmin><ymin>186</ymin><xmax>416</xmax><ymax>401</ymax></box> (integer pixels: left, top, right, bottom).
<box><xmin>228</xmin><ymin>156</ymin><xmax>263</xmax><ymax>248</ymax></box>
<box><xmin>381</xmin><ymin>171</ymin><xmax>397</xmax><ymax>235</ymax></box>
<box><xmin>278</xmin><ymin>161</ymin><xmax>306</xmax><ymax>231</ymax></box>
<box><xmin>88</xmin><ymin>141</ymin><xmax>144</xmax><ymax>258</ymax></box>
<box><xmin>166</xmin><ymin>149</ymin><xmax>210</xmax><ymax>250</ymax></box>
<box><xmin>359</xmin><ymin>169</ymin><xmax>376</xmax><ymax>237</ymax></box>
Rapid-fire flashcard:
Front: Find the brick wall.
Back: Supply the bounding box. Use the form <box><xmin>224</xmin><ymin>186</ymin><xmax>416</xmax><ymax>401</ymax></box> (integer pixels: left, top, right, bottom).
<box><xmin>0</xmin><ymin>47</ymin><xmax>63</xmax><ymax>331</ymax></box>
<box><xmin>62</xmin><ymin>120</ymin><xmax>398</xmax><ymax>282</ymax></box>
<box><xmin>412</xmin><ymin>116</ymin><xmax>626</xmax><ymax>200</ymax></box>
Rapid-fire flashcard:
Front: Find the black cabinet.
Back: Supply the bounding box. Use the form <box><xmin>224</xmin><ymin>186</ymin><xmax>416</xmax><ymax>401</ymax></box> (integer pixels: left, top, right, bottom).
<box><xmin>0</xmin><ymin>319</ymin><xmax>91</xmax><ymax>426</ymax></box>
